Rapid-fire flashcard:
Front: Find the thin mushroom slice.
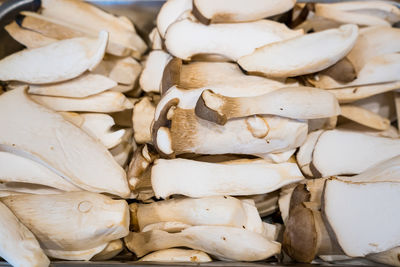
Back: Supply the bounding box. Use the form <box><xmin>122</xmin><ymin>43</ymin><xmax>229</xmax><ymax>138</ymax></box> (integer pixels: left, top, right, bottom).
<box><xmin>0</xmin><ymin>87</ymin><xmax>129</xmax><ymax>197</ymax></box>
<box><xmin>296</xmin><ymin>130</ymin><xmax>325</xmax><ymax>177</ymax></box>
<box><xmin>140</xmin><ymin>50</ymin><xmax>172</xmax><ymax>93</ymax></box>
<box><xmin>141</xmin><ymin>222</ymin><xmax>192</xmax><ymax>233</ymax></box>
<box><xmin>193</xmin><ymin>0</ymin><xmax>296</xmax><ymax>23</ymax></box>
<box><xmin>340</xmin><ymin>104</ymin><xmax>390</xmax><ymax>131</ymax></box>
<box><xmin>125</xmin><ymin>226</ymin><xmax>281</xmax><ymax>261</ymax></box>
<box><xmin>28</xmin><ymin>73</ymin><xmax>117</xmax><ymax>98</ymax></box>
<box><xmin>2</xmin><ymin>192</ymin><xmax>129</xmax><ymax>251</ymax></box>
<box><xmin>195</xmin><ymin>87</ymin><xmax>340</xmax><ymax>125</ymax></box>
<box><xmin>132</xmin><ymin>97</ymin><xmax>156</xmax><ymax>144</ymax></box>
<box><xmin>367</xmin><ymin>247</ymin><xmax>400</xmax><ymax>267</ymax></box>
<box><xmin>151</xmin><ymin>158</ymin><xmax>304</xmax><ymax>198</ymax></box>
<box><xmin>148</xmin><ymin>27</ymin><xmax>163</xmax><ymax>50</ymax></box>
<box><xmin>4</xmin><ymin>21</ymin><xmax>57</xmax><ymax>48</ymax></box>
<box><xmin>31</xmin><ymin>91</ymin><xmax>133</xmax><ymax>113</ymax></box>
<box><xmin>0</xmin><ymin>201</ymin><xmax>50</xmax><ymax>267</ymax></box>
<box><xmin>157</xmin><ymin>0</ymin><xmax>193</xmax><ymax>38</ymax></box>
<box><xmin>44</xmin><ymin>243</ymin><xmax>108</xmax><ymax>261</ymax></box>
<box><xmin>324</xmin><ymin>178</ymin><xmax>400</xmax><ymax>257</ymax></box>
<box><xmin>0</xmin><ymin>183</ymin><xmax>64</xmax><ymax>195</ymax></box>
<box><xmin>140</xmin><ymin>248</ymin><xmax>212</xmax><ymax>262</ymax></box>
<box><xmin>92</xmin><ymin>239</ymin><xmax>124</xmax><ymax>261</ymax></box>
<box><xmin>0</xmin><ymin>31</ymin><xmax>107</xmax><ymax>84</ymax></box>
<box><xmin>238</xmin><ymin>24</ymin><xmax>358</xmax><ymax>78</ymax></box>
<box><xmin>127</xmin><ymin>144</ymin><xmax>158</xmax><ymax>190</ymax></box>
<box><xmin>110</xmin><ymin>141</ymin><xmax>133</xmax><ymax>168</ymax></box>
<box><xmin>165</xmin><ymin>18</ymin><xmax>303</xmax><ymax>61</ymax></box>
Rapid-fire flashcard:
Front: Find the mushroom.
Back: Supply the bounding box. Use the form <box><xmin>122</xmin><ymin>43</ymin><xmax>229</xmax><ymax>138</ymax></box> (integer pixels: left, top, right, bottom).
<box><xmin>238</xmin><ymin>24</ymin><xmax>358</xmax><ymax>78</ymax></box>
<box><xmin>367</xmin><ymin>247</ymin><xmax>400</xmax><ymax>267</ymax></box>
<box><xmin>28</xmin><ymin>73</ymin><xmax>117</xmax><ymax>98</ymax></box>
<box><xmin>148</xmin><ymin>27</ymin><xmax>163</xmax><ymax>50</ymax></box>
<box><xmin>139</xmin><ymin>248</ymin><xmax>212</xmax><ymax>262</ymax></box>
<box><xmin>296</xmin><ymin>130</ymin><xmax>324</xmax><ymax>177</ymax></box>
<box><xmin>193</xmin><ymin>0</ymin><xmax>296</xmax><ymax>24</ymax></box>
<box><xmin>140</xmin><ymin>50</ymin><xmax>172</xmax><ymax>93</ymax></box>
<box><xmin>43</xmin><ymin>243</ymin><xmax>108</xmax><ymax>261</ymax></box>
<box><xmin>110</xmin><ymin>141</ymin><xmax>134</xmax><ymax>168</ymax></box>
<box><xmin>340</xmin><ymin>104</ymin><xmax>391</xmax><ymax>131</ymax></box>
<box><xmin>0</xmin><ymin>201</ymin><xmax>50</xmax><ymax>267</ymax></box>
<box><xmin>164</xmin><ymin>18</ymin><xmax>303</xmax><ymax>61</ymax></box>
<box><xmin>0</xmin><ymin>183</ymin><xmax>64</xmax><ymax>196</ymax></box>
<box><xmin>124</xmin><ymin>226</ymin><xmax>281</xmax><ymax>261</ymax></box>
<box><xmin>31</xmin><ymin>91</ymin><xmax>133</xmax><ymax>113</ymax></box>
<box><xmin>0</xmin><ymin>31</ymin><xmax>108</xmax><ymax>84</ymax></box>
<box><xmin>92</xmin><ymin>239</ymin><xmax>124</xmax><ymax>261</ymax></box>
<box><xmin>157</xmin><ymin>0</ymin><xmax>193</xmax><ymax>38</ymax></box>
<box><xmin>338</xmin><ymin>122</ymin><xmax>399</xmax><ymax>139</ymax></box>
<box><xmin>141</xmin><ymin>221</ymin><xmax>192</xmax><ymax>233</ymax></box>
<box><xmin>127</xmin><ymin>144</ymin><xmax>158</xmax><ymax>190</ymax></box>
<box><xmin>132</xmin><ymin>97</ymin><xmax>156</xmax><ymax>144</ymax></box>
<box><xmin>2</xmin><ymin>192</ymin><xmax>129</xmax><ymax>253</ymax></box>
<box><xmin>151</xmin><ymin>158</ymin><xmax>304</xmax><ymax>198</ymax></box>
<box><xmin>0</xmin><ymin>87</ymin><xmax>129</xmax><ymax>197</ymax></box>
<box><xmin>195</xmin><ymin>87</ymin><xmax>341</xmax><ymax>125</ymax></box>
<box><xmin>4</xmin><ymin>21</ymin><xmax>56</xmax><ymax>48</ymax></box>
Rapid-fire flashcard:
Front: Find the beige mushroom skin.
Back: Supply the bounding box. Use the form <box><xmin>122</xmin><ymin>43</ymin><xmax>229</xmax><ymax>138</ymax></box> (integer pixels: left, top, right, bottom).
<box><xmin>92</xmin><ymin>239</ymin><xmax>124</xmax><ymax>261</ymax></box>
<box><xmin>132</xmin><ymin>97</ymin><xmax>156</xmax><ymax>144</ymax></box>
<box><xmin>340</xmin><ymin>105</ymin><xmax>390</xmax><ymax>131</ymax></box>
<box><xmin>139</xmin><ymin>248</ymin><xmax>212</xmax><ymax>262</ymax></box>
<box><xmin>5</xmin><ymin>21</ymin><xmax>56</xmax><ymax>48</ymax></box>
<box><xmin>43</xmin><ymin>244</ymin><xmax>108</xmax><ymax>261</ymax></box>
<box><xmin>156</xmin><ymin>0</ymin><xmax>193</xmax><ymax>38</ymax></box>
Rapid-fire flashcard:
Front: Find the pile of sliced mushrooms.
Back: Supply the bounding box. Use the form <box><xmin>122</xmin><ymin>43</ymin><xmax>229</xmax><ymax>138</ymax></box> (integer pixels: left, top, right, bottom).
<box><xmin>0</xmin><ymin>0</ymin><xmax>399</xmax><ymax>266</ymax></box>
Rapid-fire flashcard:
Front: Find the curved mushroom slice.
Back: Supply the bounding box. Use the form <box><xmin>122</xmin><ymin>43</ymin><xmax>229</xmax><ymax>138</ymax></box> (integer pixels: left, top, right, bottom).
<box><xmin>125</xmin><ymin>226</ymin><xmax>281</xmax><ymax>261</ymax></box>
<box><xmin>296</xmin><ymin>130</ymin><xmax>324</xmax><ymax>177</ymax></box>
<box><xmin>5</xmin><ymin>21</ymin><xmax>56</xmax><ymax>48</ymax></box>
<box><xmin>238</xmin><ymin>24</ymin><xmax>358</xmax><ymax>78</ymax></box>
<box><xmin>165</xmin><ymin>18</ymin><xmax>303</xmax><ymax>61</ymax></box>
<box><xmin>315</xmin><ymin>1</ymin><xmax>400</xmax><ymax>27</ymax></box>
<box><xmin>0</xmin><ymin>31</ymin><xmax>107</xmax><ymax>84</ymax></box>
<box><xmin>151</xmin><ymin>158</ymin><xmax>304</xmax><ymax>198</ymax></box>
<box><xmin>338</xmin><ymin>122</ymin><xmax>400</xmax><ymax>139</ymax></box>
<box><xmin>195</xmin><ymin>87</ymin><xmax>340</xmax><ymax>125</ymax></box>
<box><xmin>132</xmin><ymin>97</ymin><xmax>156</xmax><ymax>144</ymax></box>
<box><xmin>312</xmin><ymin>129</ymin><xmax>400</xmax><ymax>177</ymax></box>
<box><xmin>367</xmin><ymin>247</ymin><xmax>400</xmax><ymax>267</ymax></box>
<box><xmin>0</xmin><ymin>151</ymin><xmax>80</xmax><ymax>192</ymax></box>
<box><xmin>0</xmin><ymin>201</ymin><xmax>50</xmax><ymax>267</ymax></box>
<box><xmin>0</xmin><ymin>183</ymin><xmax>65</xmax><ymax>195</ymax></box>
<box><xmin>324</xmin><ymin>179</ymin><xmax>400</xmax><ymax>257</ymax></box>
<box><xmin>149</xmin><ymin>27</ymin><xmax>163</xmax><ymax>50</ymax></box>
<box><xmin>142</xmin><ymin>222</ymin><xmax>192</xmax><ymax>233</ymax></box>
<box><xmin>44</xmin><ymin>243</ymin><xmax>108</xmax><ymax>261</ymax></box>
<box><xmin>278</xmin><ymin>184</ymin><xmax>297</xmax><ymax>224</ymax></box>
<box><xmin>2</xmin><ymin>192</ymin><xmax>129</xmax><ymax>251</ymax></box>
<box><xmin>128</xmin><ymin>144</ymin><xmax>158</xmax><ymax>190</ymax></box>
<box><xmin>28</xmin><ymin>73</ymin><xmax>117</xmax><ymax>98</ymax></box>
<box><xmin>340</xmin><ymin>105</ymin><xmax>390</xmax><ymax>131</ymax></box>
<box><xmin>31</xmin><ymin>91</ymin><xmax>133</xmax><ymax>113</ymax></box>
<box><xmin>140</xmin><ymin>50</ymin><xmax>172</xmax><ymax>93</ymax></box>
<box><xmin>193</xmin><ymin>0</ymin><xmax>296</xmax><ymax>23</ymax></box>
<box><xmin>157</xmin><ymin>0</ymin><xmax>193</xmax><ymax>38</ymax></box>
<box><xmin>140</xmin><ymin>248</ymin><xmax>212</xmax><ymax>262</ymax></box>
<box><xmin>93</xmin><ymin>56</ymin><xmax>142</xmax><ymax>86</ymax></box>
<box><xmin>0</xmin><ymin>88</ymin><xmax>129</xmax><ymax>197</ymax></box>
<box><xmin>92</xmin><ymin>239</ymin><xmax>124</xmax><ymax>261</ymax></box>
<box><xmin>110</xmin><ymin>141</ymin><xmax>133</xmax><ymax>168</ymax></box>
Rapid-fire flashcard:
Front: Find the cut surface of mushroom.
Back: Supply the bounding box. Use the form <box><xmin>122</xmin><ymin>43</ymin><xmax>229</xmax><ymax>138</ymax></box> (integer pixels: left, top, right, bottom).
<box><xmin>0</xmin><ymin>31</ymin><xmax>107</xmax><ymax>84</ymax></box>
<box><xmin>92</xmin><ymin>239</ymin><xmax>124</xmax><ymax>261</ymax></box>
<box><xmin>193</xmin><ymin>0</ymin><xmax>296</xmax><ymax>23</ymax></box>
<box><xmin>5</xmin><ymin>21</ymin><xmax>57</xmax><ymax>48</ymax></box>
<box><xmin>157</xmin><ymin>0</ymin><xmax>193</xmax><ymax>38</ymax></box>
<box><xmin>340</xmin><ymin>104</ymin><xmax>390</xmax><ymax>131</ymax></box>
<box><xmin>238</xmin><ymin>24</ymin><xmax>358</xmax><ymax>78</ymax></box>
<box><xmin>140</xmin><ymin>50</ymin><xmax>172</xmax><ymax>93</ymax></box>
<box><xmin>93</xmin><ymin>56</ymin><xmax>142</xmax><ymax>86</ymax></box>
<box><xmin>132</xmin><ymin>97</ymin><xmax>156</xmax><ymax>144</ymax></box>
<box><xmin>296</xmin><ymin>130</ymin><xmax>324</xmax><ymax>177</ymax></box>
<box><xmin>110</xmin><ymin>140</ymin><xmax>134</xmax><ymax>168</ymax></box>
<box><xmin>148</xmin><ymin>27</ymin><xmax>163</xmax><ymax>50</ymax></box>
<box><xmin>0</xmin><ymin>201</ymin><xmax>50</xmax><ymax>267</ymax></box>
<box><xmin>2</xmin><ymin>192</ymin><xmax>129</xmax><ymax>251</ymax></box>
<box><xmin>124</xmin><ymin>226</ymin><xmax>281</xmax><ymax>261</ymax></box>
<box><xmin>0</xmin><ymin>88</ymin><xmax>129</xmax><ymax>197</ymax></box>
<box><xmin>367</xmin><ymin>246</ymin><xmax>400</xmax><ymax>267</ymax></box>
<box><xmin>44</xmin><ymin>243</ymin><xmax>108</xmax><ymax>261</ymax></box>
<box><xmin>140</xmin><ymin>248</ymin><xmax>212</xmax><ymax>262</ymax></box>
<box><xmin>151</xmin><ymin>158</ymin><xmax>304</xmax><ymax>198</ymax></box>
<box><xmin>165</xmin><ymin>18</ymin><xmax>303</xmax><ymax>61</ymax></box>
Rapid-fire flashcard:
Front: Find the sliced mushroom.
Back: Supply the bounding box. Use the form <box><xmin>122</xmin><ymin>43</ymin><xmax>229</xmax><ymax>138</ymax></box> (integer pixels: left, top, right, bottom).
<box><xmin>2</xmin><ymin>192</ymin><xmax>129</xmax><ymax>252</ymax></box>
<box><xmin>92</xmin><ymin>239</ymin><xmax>124</xmax><ymax>261</ymax></box>
<box><xmin>278</xmin><ymin>184</ymin><xmax>297</xmax><ymax>224</ymax></box>
<box><xmin>338</xmin><ymin>122</ymin><xmax>399</xmax><ymax>139</ymax></box>
<box><xmin>238</xmin><ymin>24</ymin><xmax>358</xmax><ymax>78</ymax></box>
<box><xmin>124</xmin><ymin>226</ymin><xmax>281</xmax><ymax>261</ymax></box>
<box><xmin>31</xmin><ymin>91</ymin><xmax>133</xmax><ymax>113</ymax></box>
<box><xmin>5</xmin><ymin>21</ymin><xmax>56</xmax><ymax>48</ymax></box>
<box><xmin>367</xmin><ymin>247</ymin><xmax>400</xmax><ymax>267</ymax></box>
<box><xmin>110</xmin><ymin>141</ymin><xmax>134</xmax><ymax>168</ymax></box>
<box><xmin>127</xmin><ymin>144</ymin><xmax>158</xmax><ymax>190</ymax></box>
<box><xmin>0</xmin><ymin>31</ymin><xmax>107</xmax><ymax>84</ymax></box>
<box><xmin>140</xmin><ymin>50</ymin><xmax>172</xmax><ymax>93</ymax></box>
<box><xmin>44</xmin><ymin>243</ymin><xmax>108</xmax><ymax>261</ymax></box>
<box><xmin>0</xmin><ymin>201</ymin><xmax>50</xmax><ymax>267</ymax></box>
<box><xmin>132</xmin><ymin>97</ymin><xmax>156</xmax><ymax>144</ymax></box>
<box><xmin>165</xmin><ymin>18</ymin><xmax>303</xmax><ymax>61</ymax></box>
<box><xmin>28</xmin><ymin>73</ymin><xmax>117</xmax><ymax>98</ymax></box>
<box><xmin>340</xmin><ymin>104</ymin><xmax>390</xmax><ymax>131</ymax></box>
<box><xmin>296</xmin><ymin>130</ymin><xmax>324</xmax><ymax>177</ymax></box>
<box><xmin>141</xmin><ymin>221</ymin><xmax>192</xmax><ymax>233</ymax></box>
<box><xmin>0</xmin><ymin>87</ymin><xmax>129</xmax><ymax>197</ymax></box>
<box><xmin>195</xmin><ymin>87</ymin><xmax>340</xmax><ymax>125</ymax></box>
<box><xmin>148</xmin><ymin>27</ymin><xmax>163</xmax><ymax>50</ymax></box>
<box><xmin>0</xmin><ymin>183</ymin><xmax>64</xmax><ymax>195</ymax></box>
<box><xmin>157</xmin><ymin>0</ymin><xmax>193</xmax><ymax>38</ymax></box>
<box><xmin>140</xmin><ymin>248</ymin><xmax>212</xmax><ymax>262</ymax></box>
<box><xmin>193</xmin><ymin>0</ymin><xmax>296</xmax><ymax>23</ymax></box>
<box><xmin>151</xmin><ymin>158</ymin><xmax>304</xmax><ymax>198</ymax></box>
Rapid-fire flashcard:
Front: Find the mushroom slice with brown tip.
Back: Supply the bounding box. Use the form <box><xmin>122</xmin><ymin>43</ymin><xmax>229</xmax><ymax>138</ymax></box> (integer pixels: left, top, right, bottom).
<box><xmin>4</xmin><ymin>21</ymin><xmax>56</xmax><ymax>48</ymax></box>
<box><xmin>340</xmin><ymin>105</ymin><xmax>390</xmax><ymax>131</ymax></box>
<box><xmin>2</xmin><ymin>192</ymin><xmax>129</xmax><ymax>252</ymax></box>
<box><xmin>312</xmin><ymin>129</ymin><xmax>400</xmax><ymax>177</ymax></box>
<box><xmin>110</xmin><ymin>141</ymin><xmax>133</xmax><ymax>168</ymax></box>
<box><xmin>157</xmin><ymin>0</ymin><xmax>193</xmax><ymax>38</ymax></box>
<box><xmin>0</xmin><ymin>31</ymin><xmax>107</xmax><ymax>84</ymax></box>
<box><xmin>238</xmin><ymin>24</ymin><xmax>358</xmax><ymax>78</ymax></box>
<box><xmin>0</xmin><ymin>201</ymin><xmax>50</xmax><ymax>267</ymax></box>
<box><xmin>296</xmin><ymin>130</ymin><xmax>325</xmax><ymax>177</ymax></box>
<box><xmin>31</xmin><ymin>91</ymin><xmax>133</xmax><ymax>113</ymax></box>
<box><xmin>140</xmin><ymin>50</ymin><xmax>172</xmax><ymax>93</ymax></box>
<box><xmin>92</xmin><ymin>239</ymin><xmax>124</xmax><ymax>261</ymax></box>
<box><xmin>0</xmin><ymin>88</ymin><xmax>129</xmax><ymax>197</ymax></box>
<box><xmin>165</xmin><ymin>18</ymin><xmax>303</xmax><ymax>61</ymax></box>
<box><xmin>124</xmin><ymin>226</ymin><xmax>281</xmax><ymax>261</ymax></box>
<box><xmin>28</xmin><ymin>73</ymin><xmax>117</xmax><ymax>98</ymax></box>
<box><xmin>195</xmin><ymin>87</ymin><xmax>341</xmax><ymax>125</ymax></box>
<box><xmin>140</xmin><ymin>249</ymin><xmax>211</xmax><ymax>262</ymax></box>
<box><xmin>193</xmin><ymin>0</ymin><xmax>296</xmax><ymax>23</ymax></box>
<box><xmin>127</xmin><ymin>144</ymin><xmax>158</xmax><ymax>190</ymax></box>
<box><xmin>132</xmin><ymin>97</ymin><xmax>156</xmax><ymax>144</ymax></box>
<box><xmin>324</xmin><ymin>178</ymin><xmax>400</xmax><ymax>257</ymax></box>
<box><xmin>151</xmin><ymin>158</ymin><xmax>304</xmax><ymax>198</ymax></box>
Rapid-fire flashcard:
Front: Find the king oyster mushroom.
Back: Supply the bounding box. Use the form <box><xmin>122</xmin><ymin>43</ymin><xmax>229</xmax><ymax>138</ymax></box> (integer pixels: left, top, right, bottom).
<box><xmin>139</xmin><ymin>248</ymin><xmax>211</xmax><ymax>262</ymax></box>
<box><xmin>340</xmin><ymin>104</ymin><xmax>390</xmax><ymax>131</ymax></box>
<box><xmin>140</xmin><ymin>50</ymin><xmax>172</xmax><ymax>93</ymax></box>
<box><xmin>132</xmin><ymin>97</ymin><xmax>156</xmax><ymax>144</ymax></box>
<box><xmin>91</xmin><ymin>239</ymin><xmax>124</xmax><ymax>261</ymax></box>
<box><xmin>4</xmin><ymin>21</ymin><xmax>56</xmax><ymax>49</ymax></box>
<box><xmin>157</xmin><ymin>0</ymin><xmax>193</xmax><ymax>38</ymax></box>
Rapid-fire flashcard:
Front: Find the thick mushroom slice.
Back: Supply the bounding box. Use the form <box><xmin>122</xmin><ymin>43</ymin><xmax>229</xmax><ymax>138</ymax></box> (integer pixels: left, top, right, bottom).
<box><xmin>151</xmin><ymin>158</ymin><xmax>303</xmax><ymax>198</ymax></box>
<box><xmin>148</xmin><ymin>27</ymin><xmax>163</xmax><ymax>50</ymax></box>
<box><xmin>324</xmin><ymin>178</ymin><xmax>400</xmax><ymax>257</ymax></box>
<box><xmin>157</xmin><ymin>0</ymin><xmax>193</xmax><ymax>38</ymax></box>
<box><xmin>140</xmin><ymin>248</ymin><xmax>212</xmax><ymax>262</ymax></box>
<box><xmin>0</xmin><ymin>31</ymin><xmax>107</xmax><ymax>84</ymax></box>
<box><xmin>2</xmin><ymin>192</ymin><xmax>129</xmax><ymax>252</ymax></box>
<box><xmin>4</xmin><ymin>21</ymin><xmax>56</xmax><ymax>48</ymax></box>
<box><xmin>340</xmin><ymin>104</ymin><xmax>390</xmax><ymax>131</ymax></box>
<box><xmin>312</xmin><ymin>129</ymin><xmax>400</xmax><ymax>177</ymax></box>
<box><xmin>31</xmin><ymin>91</ymin><xmax>133</xmax><ymax>113</ymax></box>
<box><xmin>238</xmin><ymin>24</ymin><xmax>358</xmax><ymax>78</ymax></box>
<box><xmin>195</xmin><ymin>87</ymin><xmax>340</xmax><ymax>125</ymax></box>
<box><xmin>132</xmin><ymin>97</ymin><xmax>156</xmax><ymax>144</ymax></box>
<box><xmin>0</xmin><ymin>87</ymin><xmax>129</xmax><ymax>197</ymax></box>
<box><xmin>140</xmin><ymin>50</ymin><xmax>172</xmax><ymax>93</ymax></box>
<box><xmin>92</xmin><ymin>239</ymin><xmax>124</xmax><ymax>261</ymax></box>
<box><xmin>43</xmin><ymin>243</ymin><xmax>108</xmax><ymax>261</ymax></box>
<box><xmin>0</xmin><ymin>201</ymin><xmax>50</xmax><ymax>267</ymax></box>
<box><xmin>110</xmin><ymin>141</ymin><xmax>134</xmax><ymax>168</ymax></box>
<box><xmin>125</xmin><ymin>226</ymin><xmax>281</xmax><ymax>261</ymax></box>
<box><xmin>165</xmin><ymin>18</ymin><xmax>303</xmax><ymax>61</ymax></box>
<box><xmin>127</xmin><ymin>144</ymin><xmax>158</xmax><ymax>190</ymax></box>
<box><xmin>296</xmin><ymin>130</ymin><xmax>324</xmax><ymax>177</ymax></box>
<box><xmin>28</xmin><ymin>73</ymin><xmax>117</xmax><ymax>98</ymax></box>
